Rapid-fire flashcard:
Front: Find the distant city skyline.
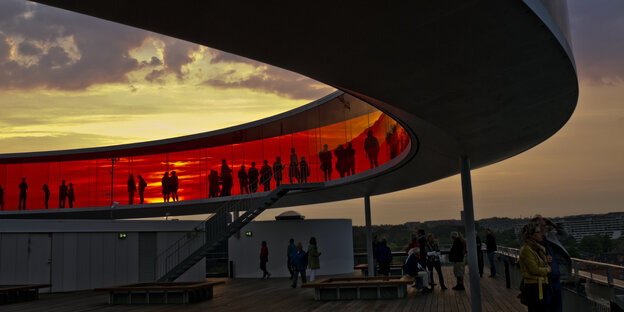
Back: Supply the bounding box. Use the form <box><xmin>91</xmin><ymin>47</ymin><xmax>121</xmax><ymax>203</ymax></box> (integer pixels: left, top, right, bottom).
<box><xmin>1</xmin><ymin>1</ymin><xmax>623</xmax><ymax>224</ymax></box>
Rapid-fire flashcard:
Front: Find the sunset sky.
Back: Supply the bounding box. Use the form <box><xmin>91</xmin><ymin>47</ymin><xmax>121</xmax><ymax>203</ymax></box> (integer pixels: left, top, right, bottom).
<box><xmin>0</xmin><ymin>1</ymin><xmax>622</xmax><ymax>224</ymax></box>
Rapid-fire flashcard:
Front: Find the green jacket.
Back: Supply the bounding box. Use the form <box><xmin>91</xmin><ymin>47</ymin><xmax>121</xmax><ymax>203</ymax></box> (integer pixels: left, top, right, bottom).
<box><xmin>308</xmin><ymin>244</ymin><xmax>320</xmax><ymax>269</ymax></box>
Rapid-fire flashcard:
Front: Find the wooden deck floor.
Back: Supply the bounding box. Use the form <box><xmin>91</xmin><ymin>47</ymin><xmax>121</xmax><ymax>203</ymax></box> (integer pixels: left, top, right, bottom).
<box><xmin>3</xmin><ymin>266</ymin><xmax>525</xmax><ymax>312</ymax></box>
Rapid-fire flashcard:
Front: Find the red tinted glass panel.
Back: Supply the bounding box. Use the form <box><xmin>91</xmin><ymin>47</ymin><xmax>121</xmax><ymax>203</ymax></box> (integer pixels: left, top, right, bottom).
<box><xmin>133</xmin><ymin>153</ymin><xmax>167</xmax><ymax>204</ymax></box>
<box><xmin>168</xmin><ymin>150</ymin><xmax>200</xmax><ymax>201</ymax></box>
<box><xmin>59</xmin><ymin>160</ymin><xmax>90</xmax><ymax>208</ymax></box>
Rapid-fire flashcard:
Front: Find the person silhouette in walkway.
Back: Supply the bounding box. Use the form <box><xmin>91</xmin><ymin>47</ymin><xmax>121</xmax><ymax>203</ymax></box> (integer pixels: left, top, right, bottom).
<box><xmin>43</xmin><ymin>184</ymin><xmax>50</xmax><ymax>209</ymax></box>
<box><xmin>208</xmin><ymin>170</ymin><xmax>220</xmax><ymax>198</ymax></box>
<box><xmin>0</xmin><ymin>184</ymin><xmax>4</xmax><ymax>210</ymax></box>
<box><xmin>137</xmin><ymin>175</ymin><xmax>147</xmax><ymax>204</ymax></box>
<box><xmin>127</xmin><ymin>174</ymin><xmax>136</xmax><ymax>205</ymax></box>
<box><xmin>334</xmin><ymin>144</ymin><xmax>346</xmax><ymax>178</ymax></box>
<box><xmin>161</xmin><ymin>172</ymin><xmax>170</xmax><ymax>202</ymax></box>
<box><xmin>170</xmin><ymin>171</ymin><xmax>179</xmax><ymax>201</ymax></box>
<box><xmin>238</xmin><ymin>165</ymin><xmax>249</xmax><ymax>194</ymax></box>
<box><xmin>248</xmin><ymin>162</ymin><xmax>259</xmax><ymax>193</ymax></box>
<box><xmin>18</xmin><ymin>178</ymin><xmax>28</xmax><ymax>210</ymax></box>
<box><xmin>364</xmin><ymin>130</ymin><xmax>380</xmax><ymax>169</ymax></box>
<box><xmin>387</xmin><ymin>125</ymin><xmax>400</xmax><ymax>159</ymax></box>
<box><xmin>289</xmin><ymin>148</ymin><xmax>300</xmax><ymax>183</ymax></box>
<box><xmin>319</xmin><ymin>144</ymin><xmax>332</xmax><ymax>181</ymax></box>
<box><xmin>273</xmin><ymin>157</ymin><xmax>283</xmax><ymax>187</ymax></box>
<box><xmin>300</xmin><ymin>156</ymin><xmax>310</xmax><ymax>183</ymax></box>
<box><xmin>220</xmin><ymin>159</ymin><xmax>233</xmax><ymax>197</ymax></box>
<box><xmin>67</xmin><ymin>183</ymin><xmax>75</xmax><ymax>208</ymax></box>
<box><xmin>345</xmin><ymin>142</ymin><xmax>355</xmax><ymax>176</ymax></box>
<box><xmin>59</xmin><ymin>180</ymin><xmax>68</xmax><ymax>208</ymax></box>
<box><xmin>260</xmin><ymin>241</ymin><xmax>271</xmax><ymax>279</ymax></box>
<box><xmin>260</xmin><ymin>160</ymin><xmax>272</xmax><ymax>192</ymax></box>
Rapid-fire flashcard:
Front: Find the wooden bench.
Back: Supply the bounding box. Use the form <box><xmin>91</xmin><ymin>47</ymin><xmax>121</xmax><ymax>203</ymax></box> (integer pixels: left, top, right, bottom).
<box><xmin>0</xmin><ymin>284</ymin><xmax>51</xmax><ymax>305</ymax></box>
<box><xmin>301</xmin><ymin>277</ymin><xmax>412</xmax><ymax>300</ymax></box>
<box><xmin>95</xmin><ymin>281</ymin><xmax>224</xmax><ymax>304</ymax></box>
<box><xmin>354</xmin><ymin>263</ymin><xmax>404</xmax><ymax>276</ymax></box>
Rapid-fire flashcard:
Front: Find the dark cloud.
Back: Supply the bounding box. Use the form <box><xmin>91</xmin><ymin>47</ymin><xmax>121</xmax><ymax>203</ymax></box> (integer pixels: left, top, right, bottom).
<box><xmin>17</xmin><ymin>41</ymin><xmax>42</xmax><ymax>56</ymax></box>
<box><xmin>0</xmin><ymin>34</ymin><xmax>10</xmax><ymax>61</ymax></box>
<box><xmin>144</xmin><ymin>69</ymin><xmax>166</xmax><ymax>83</ymax></box>
<box><xmin>159</xmin><ymin>38</ymin><xmax>201</xmax><ymax>80</ymax></box>
<box><xmin>568</xmin><ymin>0</ymin><xmax>624</xmax><ymax>84</ymax></box>
<box><xmin>140</xmin><ymin>56</ymin><xmax>162</xmax><ymax>67</ymax></box>
<box><xmin>202</xmin><ymin>66</ymin><xmax>334</xmax><ymax>100</ymax></box>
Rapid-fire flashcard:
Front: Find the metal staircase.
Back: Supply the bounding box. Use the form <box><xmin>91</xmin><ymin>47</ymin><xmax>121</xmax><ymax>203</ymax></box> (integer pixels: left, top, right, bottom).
<box><xmin>156</xmin><ymin>181</ymin><xmax>323</xmax><ymax>282</ymax></box>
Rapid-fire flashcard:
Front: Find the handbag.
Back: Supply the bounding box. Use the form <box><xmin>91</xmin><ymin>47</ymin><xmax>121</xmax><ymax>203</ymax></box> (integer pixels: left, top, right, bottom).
<box><xmin>517</xmin><ymin>279</ymin><xmax>528</xmax><ymax>306</ymax></box>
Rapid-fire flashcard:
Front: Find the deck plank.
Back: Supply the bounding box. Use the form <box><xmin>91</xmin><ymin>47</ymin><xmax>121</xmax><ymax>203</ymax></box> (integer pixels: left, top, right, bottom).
<box><xmin>2</xmin><ymin>267</ymin><xmax>526</xmax><ymax>312</ymax></box>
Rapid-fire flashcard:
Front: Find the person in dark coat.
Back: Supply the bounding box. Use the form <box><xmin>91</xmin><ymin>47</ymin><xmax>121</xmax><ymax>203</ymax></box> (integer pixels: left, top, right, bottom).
<box><xmin>290</xmin><ymin>242</ymin><xmax>307</xmax><ymax>288</ymax></box>
<box><xmin>67</xmin><ymin>183</ymin><xmax>75</xmax><ymax>208</ymax></box>
<box><xmin>161</xmin><ymin>172</ymin><xmax>170</xmax><ymax>202</ymax></box>
<box><xmin>345</xmin><ymin>142</ymin><xmax>355</xmax><ymax>176</ymax></box>
<box><xmin>273</xmin><ymin>157</ymin><xmax>283</xmax><ymax>187</ymax></box>
<box><xmin>364</xmin><ymin>130</ymin><xmax>380</xmax><ymax>168</ymax></box>
<box><xmin>403</xmin><ymin>247</ymin><xmax>432</xmax><ymax>293</ymax></box>
<box><xmin>42</xmin><ymin>184</ymin><xmax>50</xmax><ymax>209</ymax></box>
<box><xmin>0</xmin><ymin>184</ymin><xmax>4</xmax><ymax>210</ymax></box>
<box><xmin>476</xmin><ymin>234</ymin><xmax>484</xmax><ymax>277</ymax></box>
<box><xmin>18</xmin><ymin>178</ymin><xmax>28</xmax><ymax>210</ymax></box>
<box><xmin>238</xmin><ymin>165</ymin><xmax>249</xmax><ymax>194</ymax></box>
<box><xmin>319</xmin><ymin>144</ymin><xmax>332</xmax><ymax>181</ymax></box>
<box><xmin>299</xmin><ymin>156</ymin><xmax>310</xmax><ymax>183</ymax></box>
<box><xmin>137</xmin><ymin>175</ymin><xmax>147</xmax><ymax>204</ymax></box>
<box><xmin>260</xmin><ymin>241</ymin><xmax>271</xmax><ymax>279</ymax></box>
<box><xmin>485</xmin><ymin>228</ymin><xmax>497</xmax><ymax>277</ymax></box>
<box><xmin>127</xmin><ymin>174</ymin><xmax>136</xmax><ymax>205</ymax></box>
<box><xmin>208</xmin><ymin>170</ymin><xmax>220</xmax><ymax>198</ymax></box>
<box><xmin>375</xmin><ymin>238</ymin><xmax>392</xmax><ymax>276</ymax></box>
<box><xmin>260</xmin><ymin>160</ymin><xmax>272</xmax><ymax>192</ymax></box>
<box><xmin>288</xmin><ymin>148</ymin><xmax>299</xmax><ymax>183</ymax></box>
<box><xmin>59</xmin><ymin>180</ymin><xmax>68</xmax><ymax>208</ymax></box>
<box><xmin>220</xmin><ymin>159</ymin><xmax>233</xmax><ymax>197</ymax></box>
<box><xmin>169</xmin><ymin>171</ymin><xmax>179</xmax><ymax>201</ymax></box>
<box><xmin>248</xmin><ymin>162</ymin><xmax>259</xmax><ymax>193</ymax></box>
<box><xmin>417</xmin><ymin>229</ymin><xmax>428</xmax><ymax>268</ymax></box>
<box><xmin>334</xmin><ymin>144</ymin><xmax>346</xmax><ymax>178</ymax></box>
<box><xmin>449</xmin><ymin>232</ymin><xmax>466</xmax><ymax>290</ymax></box>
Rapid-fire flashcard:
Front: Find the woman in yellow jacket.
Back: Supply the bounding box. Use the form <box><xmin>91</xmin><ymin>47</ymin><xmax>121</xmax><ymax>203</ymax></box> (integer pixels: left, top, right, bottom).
<box><xmin>519</xmin><ymin>221</ymin><xmax>551</xmax><ymax>312</ymax></box>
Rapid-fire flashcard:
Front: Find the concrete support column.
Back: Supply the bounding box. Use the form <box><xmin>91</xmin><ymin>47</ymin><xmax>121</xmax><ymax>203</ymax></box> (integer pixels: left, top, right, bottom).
<box><xmin>460</xmin><ymin>155</ymin><xmax>482</xmax><ymax>312</ymax></box>
<box><xmin>364</xmin><ymin>195</ymin><xmax>374</xmax><ymax>276</ymax></box>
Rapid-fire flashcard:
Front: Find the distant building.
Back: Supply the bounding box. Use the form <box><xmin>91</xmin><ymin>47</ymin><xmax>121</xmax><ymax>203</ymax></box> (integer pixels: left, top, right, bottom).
<box><xmin>554</xmin><ymin>212</ymin><xmax>624</xmax><ymax>241</ymax></box>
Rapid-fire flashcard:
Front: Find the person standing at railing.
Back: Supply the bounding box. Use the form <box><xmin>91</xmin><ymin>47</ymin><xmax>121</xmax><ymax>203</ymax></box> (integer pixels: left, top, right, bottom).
<box><xmin>273</xmin><ymin>157</ymin><xmax>283</xmax><ymax>187</ymax></box>
<box><xmin>59</xmin><ymin>180</ymin><xmax>68</xmax><ymax>208</ymax></box>
<box><xmin>18</xmin><ymin>177</ymin><xmax>28</xmax><ymax>210</ymax></box>
<box><xmin>220</xmin><ymin>159</ymin><xmax>233</xmax><ymax>197</ymax></box>
<box><xmin>67</xmin><ymin>183</ymin><xmax>75</xmax><ymax>208</ymax></box>
<box><xmin>260</xmin><ymin>160</ymin><xmax>272</xmax><ymax>192</ymax></box>
<box><xmin>345</xmin><ymin>142</ymin><xmax>355</xmax><ymax>176</ymax></box>
<box><xmin>137</xmin><ymin>175</ymin><xmax>147</xmax><ymax>204</ymax></box>
<box><xmin>161</xmin><ymin>172</ymin><xmax>170</xmax><ymax>202</ymax></box>
<box><xmin>299</xmin><ymin>157</ymin><xmax>309</xmax><ymax>183</ymax></box>
<box><xmin>238</xmin><ymin>165</ymin><xmax>249</xmax><ymax>195</ymax></box>
<box><xmin>319</xmin><ymin>144</ymin><xmax>332</xmax><ymax>181</ymax></box>
<box><xmin>449</xmin><ymin>232</ymin><xmax>466</xmax><ymax>291</ymax></box>
<box><xmin>208</xmin><ymin>170</ymin><xmax>220</xmax><ymax>198</ymax></box>
<box><xmin>375</xmin><ymin>238</ymin><xmax>392</xmax><ymax>276</ymax></box>
<box><xmin>486</xmin><ymin>228</ymin><xmax>498</xmax><ymax>277</ymax></box>
<box><xmin>169</xmin><ymin>171</ymin><xmax>179</xmax><ymax>201</ymax></box>
<box><xmin>248</xmin><ymin>162</ymin><xmax>259</xmax><ymax>193</ymax></box>
<box><xmin>519</xmin><ymin>221</ymin><xmax>551</xmax><ymax>312</ymax></box>
<box><xmin>364</xmin><ymin>130</ymin><xmax>380</xmax><ymax>169</ymax></box>
<box><xmin>127</xmin><ymin>174</ymin><xmax>136</xmax><ymax>205</ymax></box>
<box><xmin>532</xmin><ymin>215</ymin><xmax>571</xmax><ymax>312</ymax></box>
<box><xmin>289</xmin><ymin>148</ymin><xmax>300</xmax><ymax>183</ymax></box>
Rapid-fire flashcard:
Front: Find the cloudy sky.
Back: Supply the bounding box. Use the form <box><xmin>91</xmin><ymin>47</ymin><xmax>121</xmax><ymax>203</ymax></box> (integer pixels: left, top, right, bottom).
<box><xmin>0</xmin><ymin>1</ymin><xmax>622</xmax><ymax>224</ymax></box>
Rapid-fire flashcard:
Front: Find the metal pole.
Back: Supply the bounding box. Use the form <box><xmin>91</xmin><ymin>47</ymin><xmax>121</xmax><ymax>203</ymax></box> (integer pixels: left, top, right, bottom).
<box><xmin>460</xmin><ymin>155</ymin><xmax>482</xmax><ymax>312</ymax></box>
<box><xmin>364</xmin><ymin>195</ymin><xmax>374</xmax><ymax>277</ymax></box>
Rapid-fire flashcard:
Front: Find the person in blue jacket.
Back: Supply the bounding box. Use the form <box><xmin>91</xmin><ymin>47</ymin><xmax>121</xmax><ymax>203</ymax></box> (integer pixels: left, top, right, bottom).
<box><xmin>287</xmin><ymin>238</ymin><xmax>297</xmax><ymax>279</ymax></box>
<box><xmin>375</xmin><ymin>238</ymin><xmax>392</xmax><ymax>276</ymax></box>
<box><xmin>290</xmin><ymin>242</ymin><xmax>307</xmax><ymax>288</ymax></box>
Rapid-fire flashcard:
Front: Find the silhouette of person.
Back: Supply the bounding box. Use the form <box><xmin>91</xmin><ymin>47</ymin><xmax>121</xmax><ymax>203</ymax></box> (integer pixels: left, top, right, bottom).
<box><xmin>289</xmin><ymin>148</ymin><xmax>300</xmax><ymax>183</ymax></box>
<box><xmin>127</xmin><ymin>174</ymin><xmax>136</xmax><ymax>205</ymax></box>
<box><xmin>273</xmin><ymin>157</ymin><xmax>283</xmax><ymax>187</ymax></box>
<box><xmin>387</xmin><ymin>125</ymin><xmax>399</xmax><ymax>159</ymax></box>
<box><xmin>220</xmin><ymin>159</ymin><xmax>233</xmax><ymax>197</ymax></box>
<box><xmin>364</xmin><ymin>130</ymin><xmax>380</xmax><ymax>168</ymax></box>
<box><xmin>345</xmin><ymin>142</ymin><xmax>355</xmax><ymax>176</ymax></box>
<box><xmin>138</xmin><ymin>175</ymin><xmax>147</xmax><ymax>204</ymax></box>
<box><xmin>161</xmin><ymin>172</ymin><xmax>170</xmax><ymax>202</ymax></box>
<box><xmin>319</xmin><ymin>144</ymin><xmax>333</xmax><ymax>181</ymax></box>
<box><xmin>334</xmin><ymin>144</ymin><xmax>346</xmax><ymax>178</ymax></box>
<box><xmin>248</xmin><ymin>162</ymin><xmax>259</xmax><ymax>193</ymax></box>
<box><xmin>300</xmin><ymin>156</ymin><xmax>310</xmax><ymax>183</ymax></box>
<box><xmin>208</xmin><ymin>170</ymin><xmax>220</xmax><ymax>198</ymax></box>
<box><xmin>18</xmin><ymin>178</ymin><xmax>28</xmax><ymax>210</ymax></box>
<box><xmin>59</xmin><ymin>180</ymin><xmax>68</xmax><ymax>208</ymax></box>
<box><xmin>43</xmin><ymin>184</ymin><xmax>50</xmax><ymax>209</ymax></box>
<box><xmin>238</xmin><ymin>165</ymin><xmax>249</xmax><ymax>194</ymax></box>
<box><xmin>170</xmin><ymin>171</ymin><xmax>179</xmax><ymax>201</ymax></box>
<box><xmin>0</xmin><ymin>184</ymin><xmax>4</xmax><ymax>211</ymax></box>
<box><xmin>260</xmin><ymin>160</ymin><xmax>272</xmax><ymax>192</ymax></box>
<box><xmin>67</xmin><ymin>183</ymin><xmax>75</xmax><ymax>208</ymax></box>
